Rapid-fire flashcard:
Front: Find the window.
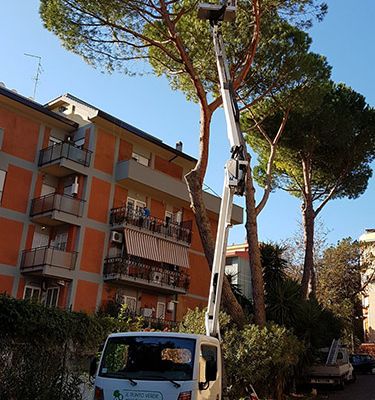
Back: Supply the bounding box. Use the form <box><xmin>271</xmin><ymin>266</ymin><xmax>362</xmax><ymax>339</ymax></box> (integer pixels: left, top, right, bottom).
<box><xmin>24</xmin><ymin>286</ymin><xmax>41</xmax><ymax>302</ymax></box>
<box><xmin>41</xmin><ymin>184</ymin><xmax>56</xmax><ymax>196</ymax></box>
<box><xmin>127</xmin><ymin>197</ymin><xmax>146</xmax><ymax>212</ymax></box>
<box><xmin>132</xmin><ymin>152</ymin><xmax>149</xmax><ymax>167</ymax></box>
<box><xmin>52</xmin><ymin>231</ymin><xmax>68</xmax><ymax>251</ymax></box>
<box><xmin>127</xmin><ymin>198</ymin><xmax>134</xmax><ymax>209</ymax></box>
<box><xmin>226</xmin><ymin>257</ymin><xmax>236</xmax><ymax>266</ymax></box>
<box><xmin>99</xmin><ymin>336</ymin><xmax>195</xmax><ymax>381</ymax></box>
<box><xmin>156</xmin><ymin>302</ymin><xmax>166</xmax><ymax>319</ymax></box>
<box><xmin>336</xmin><ymin>351</ymin><xmax>344</xmax><ymax>361</ymax></box>
<box><xmin>48</xmin><ymin>136</ymin><xmax>62</xmax><ymax>147</ymax></box>
<box><xmin>165</xmin><ymin>211</ymin><xmax>173</xmax><ymax>225</ymax></box>
<box><xmin>122</xmin><ymin>295</ymin><xmax>137</xmax><ymax>312</ymax></box>
<box><xmin>32</xmin><ymin>228</ymin><xmax>50</xmax><ymax>248</ymax></box>
<box><xmin>45</xmin><ymin>287</ymin><xmax>59</xmax><ymax>307</ymax></box>
<box><xmin>175</xmin><ymin>210</ymin><xmax>182</xmax><ymax>224</ymax></box>
<box><xmin>108</xmin><ymin>244</ymin><xmax>122</xmax><ymax>258</ymax></box>
<box><xmin>201</xmin><ymin>345</ymin><xmax>218</xmax><ymax>380</ymax></box>
<box><xmin>0</xmin><ymin>170</ymin><xmax>6</xmax><ymax>203</ymax></box>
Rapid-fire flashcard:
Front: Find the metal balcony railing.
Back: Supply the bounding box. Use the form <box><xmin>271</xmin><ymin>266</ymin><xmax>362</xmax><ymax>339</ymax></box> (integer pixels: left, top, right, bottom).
<box><xmin>38</xmin><ymin>141</ymin><xmax>92</xmax><ymax>167</ymax></box>
<box><xmin>118</xmin><ymin>308</ymin><xmax>179</xmax><ymax>330</ymax></box>
<box><xmin>142</xmin><ymin>317</ymin><xmax>178</xmax><ymax>330</ymax></box>
<box><xmin>104</xmin><ymin>256</ymin><xmax>190</xmax><ymax>292</ymax></box>
<box><xmin>21</xmin><ymin>246</ymin><xmax>77</xmax><ymax>271</ymax></box>
<box><xmin>110</xmin><ymin>206</ymin><xmax>192</xmax><ymax>244</ymax></box>
<box><xmin>30</xmin><ymin>193</ymin><xmax>85</xmax><ymax>217</ymax></box>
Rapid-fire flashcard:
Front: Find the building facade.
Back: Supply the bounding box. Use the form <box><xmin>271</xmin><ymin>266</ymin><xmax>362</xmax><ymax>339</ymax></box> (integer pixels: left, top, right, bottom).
<box><xmin>225</xmin><ymin>243</ymin><xmax>252</xmax><ymax>300</ymax></box>
<box><xmin>0</xmin><ymin>87</ymin><xmax>242</xmax><ymax>325</ymax></box>
<box><xmin>360</xmin><ymin>229</ymin><xmax>375</xmax><ymax>342</ymax></box>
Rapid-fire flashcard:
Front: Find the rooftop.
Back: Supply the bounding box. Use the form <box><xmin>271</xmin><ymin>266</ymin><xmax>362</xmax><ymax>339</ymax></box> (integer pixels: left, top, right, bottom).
<box><xmin>47</xmin><ymin>93</ymin><xmax>197</xmax><ymax>163</ymax></box>
<box><xmin>0</xmin><ymin>86</ymin><xmax>78</xmax><ymax>130</ymax></box>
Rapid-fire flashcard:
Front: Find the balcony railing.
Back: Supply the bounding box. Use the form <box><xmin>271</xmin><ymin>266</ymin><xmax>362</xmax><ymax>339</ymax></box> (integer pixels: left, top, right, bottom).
<box><xmin>110</xmin><ymin>206</ymin><xmax>192</xmax><ymax>244</ymax></box>
<box><xmin>39</xmin><ymin>141</ymin><xmax>92</xmax><ymax>167</ymax></box>
<box><xmin>30</xmin><ymin>193</ymin><xmax>85</xmax><ymax>217</ymax></box>
<box><xmin>143</xmin><ymin>317</ymin><xmax>178</xmax><ymax>330</ymax></box>
<box><xmin>104</xmin><ymin>256</ymin><xmax>190</xmax><ymax>292</ymax></box>
<box><xmin>119</xmin><ymin>308</ymin><xmax>179</xmax><ymax>330</ymax></box>
<box><xmin>21</xmin><ymin>246</ymin><xmax>77</xmax><ymax>271</ymax></box>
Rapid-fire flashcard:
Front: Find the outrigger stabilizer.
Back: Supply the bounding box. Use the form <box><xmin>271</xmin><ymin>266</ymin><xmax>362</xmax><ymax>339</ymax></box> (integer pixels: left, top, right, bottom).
<box><xmin>197</xmin><ymin>1</ymin><xmax>248</xmax><ymax>340</ymax></box>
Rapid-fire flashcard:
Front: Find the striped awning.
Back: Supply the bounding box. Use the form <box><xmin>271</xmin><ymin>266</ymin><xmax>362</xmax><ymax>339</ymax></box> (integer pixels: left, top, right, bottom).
<box><xmin>158</xmin><ymin>239</ymin><xmax>190</xmax><ymax>268</ymax></box>
<box><xmin>124</xmin><ymin>228</ymin><xmax>189</xmax><ymax>268</ymax></box>
<box><xmin>124</xmin><ymin>229</ymin><xmax>160</xmax><ymax>261</ymax></box>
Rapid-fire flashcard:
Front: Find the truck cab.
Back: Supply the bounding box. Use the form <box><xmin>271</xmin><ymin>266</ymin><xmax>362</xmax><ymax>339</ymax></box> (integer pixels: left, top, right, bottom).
<box><xmin>93</xmin><ymin>332</ymin><xmax>221</xmax><ymax>400</ymax></box>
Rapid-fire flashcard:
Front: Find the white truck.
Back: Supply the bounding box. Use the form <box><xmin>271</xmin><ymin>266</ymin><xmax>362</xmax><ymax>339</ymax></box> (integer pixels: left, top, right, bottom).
<box><xmin>91</xmin><ymin>2</ymin><xmax>249</xmax><ymax>399</ymax></box>
<box><xmin>92</xmin><ymin>332</ymin><xmax>221</xmax><ymax>400</ymax></box>
<box><xmin>306</xmin><ymin>340</ymin><xmax>355</xmax><ymax>389</ymax></box>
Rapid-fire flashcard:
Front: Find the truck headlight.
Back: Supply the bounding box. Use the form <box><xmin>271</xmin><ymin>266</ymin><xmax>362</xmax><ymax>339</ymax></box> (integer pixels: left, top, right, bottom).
<box><xmin>178</xmin><ymin>391</ymin><xmax>192</xmax><ymax>400</ymax></box>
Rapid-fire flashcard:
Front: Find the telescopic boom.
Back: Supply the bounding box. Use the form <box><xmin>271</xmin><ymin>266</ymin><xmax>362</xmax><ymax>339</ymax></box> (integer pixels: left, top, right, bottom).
<box><xmin>198</xmin><ymin>1</ymin><xmax>248</xmax><ymax>339</ymax></box>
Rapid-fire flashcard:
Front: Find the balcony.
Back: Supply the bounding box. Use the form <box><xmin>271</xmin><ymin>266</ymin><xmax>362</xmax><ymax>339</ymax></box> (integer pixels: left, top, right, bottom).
<box><xmin>110</xmin><ymin>206</ymin><xmax>192</xmax><ymax>245</ymax></box>
<box><xmin>103</xmin><ymin>256</ymin><xmax>190</xmax><ymax>294</ymax></box>
<box><xmin>38</xmin><ymin>141</ymin><xmax>92</xmax><ymax>177</ymax></box>
<box><xmin>20</xmin><ymin>246</ymin><xmax>77</xmax><ymax>280</ymax></box>
<box><xmin>30</xmin><ymin>193</ymin><xmax>85</xmax><ymax>226</ymax></box>
<box><xmin>115</xmin><ymin>159</ymin><xmax>243</xmax><ymax>224</ymax></box>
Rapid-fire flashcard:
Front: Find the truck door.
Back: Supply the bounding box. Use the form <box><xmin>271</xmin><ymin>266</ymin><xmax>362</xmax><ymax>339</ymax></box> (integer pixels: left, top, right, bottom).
<box><xmin>199</xmin><ymin>344</ymin><xmax>221</xmax><ymax>400</ymax></box>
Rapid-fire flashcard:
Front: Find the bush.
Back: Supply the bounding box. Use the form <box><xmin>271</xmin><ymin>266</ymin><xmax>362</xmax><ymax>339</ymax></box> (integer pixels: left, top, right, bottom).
<box><xmin>224</xmin><ymin>324</ymin><xmax>303</xmax><ymax>399</ymax></box>
<box><xmin>178</xmin><ymin>306</ymin><xmax>231</xmax><ymax>335</ymax></box>
<box><xmin>0</xmin><ymin>295</ymin><xmax>142</xmax><ymax>400</ymax></box>
<box><xmin>179</xmin><ymin>308</ymin><xmax>303</xmax><ymax>400</ymax></box>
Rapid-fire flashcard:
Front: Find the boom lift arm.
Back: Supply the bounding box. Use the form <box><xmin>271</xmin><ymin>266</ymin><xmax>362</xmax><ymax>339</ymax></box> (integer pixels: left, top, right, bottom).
<box><xmin>198</xmin><ymin>1</ymin><xmax>248</xmax><ymax>339</ymax></box>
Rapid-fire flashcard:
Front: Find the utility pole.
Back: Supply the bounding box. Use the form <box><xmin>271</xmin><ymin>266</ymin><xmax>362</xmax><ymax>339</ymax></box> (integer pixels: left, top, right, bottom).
<box><xmin>24</xmin><ymin>53</ymin><xmax>43</xmax><ymax>100</ymax></box>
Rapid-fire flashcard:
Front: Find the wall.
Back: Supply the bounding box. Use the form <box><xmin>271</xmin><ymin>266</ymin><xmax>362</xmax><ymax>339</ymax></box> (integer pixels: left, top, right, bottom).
<box><xmin>0</xmin><ymin>107</ymin><xmax>39</xmax><ymax>162</ymax></box>
<box><xmin>154</xmin><ymin>155</ymin><xmax>183</xmax><ymax>180</ymax></box>
<box><xmin>0</xmin><ymin>93</ymin><xmax>222</xmax><ymax>323</ymax></box>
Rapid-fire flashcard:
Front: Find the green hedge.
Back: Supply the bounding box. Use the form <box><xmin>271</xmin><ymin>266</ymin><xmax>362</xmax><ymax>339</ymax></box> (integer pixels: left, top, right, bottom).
<box><xmin>0</xmin><ymin>295</ymin><xmax>142</xmax><ymax>400</ymax></box>
<box><xmin>0</xmin><ymin>295</ymin><xmax>108</xmax><ymax>347</ymax></box>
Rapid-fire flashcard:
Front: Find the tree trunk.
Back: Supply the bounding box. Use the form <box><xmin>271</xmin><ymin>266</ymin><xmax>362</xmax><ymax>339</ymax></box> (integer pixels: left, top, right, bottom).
<box><xmin>300</xmin><ymin>156</ymin><xmax>316</xmax><ymax>299</ymax></box>
<box><xmin>244</xmin><ymin>155</ymin><xmax>266</xmax><ymax>327</ymax></box>
<box><xmin>301</xmin><ymin>200</ymin><xmax>315</xmax><ymax>299</ymax></box>
<box><xmin>185</xmin><ymin>106</ymin><xmax>246</xmax><ymax>328</ymax></box>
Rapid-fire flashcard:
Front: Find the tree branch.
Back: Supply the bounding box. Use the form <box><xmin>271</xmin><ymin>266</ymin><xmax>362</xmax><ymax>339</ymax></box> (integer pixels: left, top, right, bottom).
<box><xmin>256</xmin><ymin>108</ymin><xmax>290</xmax><ymax>215</ymax></box>
<box><xmin>159</xmin><ymin>0</ymin><xmax>210</xmax><ymax>182</ymax></box>
<box><xmin>233</xmin><ymin>0</ymin><xmax>261</xmax><ymax>89</ymax></box>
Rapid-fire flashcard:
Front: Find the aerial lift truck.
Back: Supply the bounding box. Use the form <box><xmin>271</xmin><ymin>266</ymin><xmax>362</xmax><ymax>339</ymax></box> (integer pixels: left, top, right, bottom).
<box><xmin>92</xmin><ymin>2</ymin><xmax>249</xmax><ymax>399</ymax></box>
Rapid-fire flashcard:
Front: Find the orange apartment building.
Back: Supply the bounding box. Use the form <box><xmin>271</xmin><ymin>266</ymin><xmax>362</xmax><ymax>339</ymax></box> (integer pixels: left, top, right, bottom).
<box><xmin>0</xmin><ymin>86</ymin><xmax>242</xmax><ymax>326</ymax></box>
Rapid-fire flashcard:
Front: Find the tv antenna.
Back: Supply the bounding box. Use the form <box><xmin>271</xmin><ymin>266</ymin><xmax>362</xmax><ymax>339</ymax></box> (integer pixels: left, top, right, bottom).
<box><xmin>24</xmin><ymin>53</ymin><xmax>43</xmax><ymax>100</ymax></box>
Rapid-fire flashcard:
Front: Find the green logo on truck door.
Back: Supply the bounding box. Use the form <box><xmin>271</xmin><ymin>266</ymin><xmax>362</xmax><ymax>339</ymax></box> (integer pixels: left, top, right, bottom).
<box><xmin>113</xmin><ymin>390</ymin><xmax>123</xmax><ymax>400</ymax></box>
<box><xmin>113</xmin><ymin>390</ymin><xmax>163</xmax><ymax>400</ymax></box>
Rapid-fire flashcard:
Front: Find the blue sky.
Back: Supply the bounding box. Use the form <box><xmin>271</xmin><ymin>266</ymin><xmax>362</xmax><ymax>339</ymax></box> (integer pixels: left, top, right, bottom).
<box><xmin>1</xmin><ymin>0</ymin><xmax>374</xmax><ymax>246</ymax></box>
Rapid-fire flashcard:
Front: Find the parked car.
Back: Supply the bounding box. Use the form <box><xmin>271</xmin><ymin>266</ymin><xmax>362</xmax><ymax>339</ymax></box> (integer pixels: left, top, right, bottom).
<box><xmin>350</xmin><ymin>354</ymin><xmax>375</xmax><ymax>374</ymax></box>
<box><xmin>306</xmin><ymin>346</ymin><xmax>355</xmax><ymax>389</ymax></box>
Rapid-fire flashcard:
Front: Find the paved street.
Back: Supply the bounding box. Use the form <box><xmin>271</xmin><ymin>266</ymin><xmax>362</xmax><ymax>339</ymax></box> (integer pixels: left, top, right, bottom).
<box><xmin>318</xmin><ymin>375</ymin><xmax>375</xmax><ymax>400</ymax></box>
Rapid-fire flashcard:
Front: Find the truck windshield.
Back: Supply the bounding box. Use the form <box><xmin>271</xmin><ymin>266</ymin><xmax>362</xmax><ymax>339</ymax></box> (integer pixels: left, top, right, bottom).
<box><xmin>99</xmin><ymin>336</ymin><xmax>196</xmax><ymax>381</ymax></box>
